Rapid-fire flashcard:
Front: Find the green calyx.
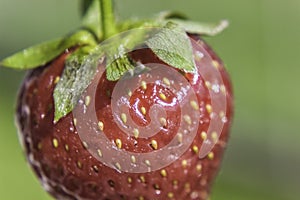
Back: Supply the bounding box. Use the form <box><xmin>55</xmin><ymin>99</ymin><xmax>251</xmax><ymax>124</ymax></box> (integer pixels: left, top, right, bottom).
<box><xmin>0</xmin><ymin>0</ymin><xmax>229</xmax><ymax>123</ymax></box>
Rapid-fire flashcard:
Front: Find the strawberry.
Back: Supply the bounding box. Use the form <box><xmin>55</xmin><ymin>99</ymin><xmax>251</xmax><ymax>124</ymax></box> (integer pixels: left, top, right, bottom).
<box><xmin>2</xmin><ymin>0</ymin><xmax>233</xmax><ymax>200</ymax></box>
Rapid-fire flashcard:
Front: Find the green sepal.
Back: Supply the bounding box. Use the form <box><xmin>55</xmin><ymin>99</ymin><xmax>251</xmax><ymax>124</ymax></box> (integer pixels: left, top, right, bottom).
<box><xmin>156</xmin><ymin>11</ymin><xmax>187</xmax><ymax>20</ymax></box>
<box><xmin>106</xmin><ymin>56</ymin><xmax>135</xmax><ymax>81</ymax></box>
<box><xmin>1</xmin><ymin>29</ymin><xmax>98</xmax><ymax>70</ymax></box>
<box><xmin>166</xmin><ymin>19</ymin><xmax>229</xmax><ymax>36</ymax></box>
<box><xmin>60</xmin><ymin>29</ymin><xmax>98</xmax><ymax>48</ymax></box>
<box><xmin>118</xmin><ymin>14</ymin><xmax>228</xmax><ymax>37</ymax></box>
<box><xmin>1</xmin><ymin>38</ymin><xmax>64</xmax><ymax>69</ymax></box>
<box><xmin>117</xmin><ymin>19</ymin><xmax>155</xmax><ymax>32</ymax></box>
<box><xmin>104</xmin><ymin>28</ymin><xmax>151</xmax><ymax>81</ymax></box>
<box><xmin>146</xmin><ymin>22</ymin><xmax>196</xmax><ymax>73</ymax></box>
<box><xmin>53</xmin><ymin>45</ymin><xmax>98</xmax><ymax>123</ymax></box>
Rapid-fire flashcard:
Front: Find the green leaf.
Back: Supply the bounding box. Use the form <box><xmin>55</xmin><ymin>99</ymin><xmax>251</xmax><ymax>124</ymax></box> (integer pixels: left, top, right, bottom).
<box><xmin>146</xmin><ymin>22</ymin><xmax>196</xmax><ymax>73</ymax></box>
<box><xmin>53</xmin><ymin>45</ymin><xmax>98</xmax><ymax>123</ymax></box>
<box><xmin>81</xmin><ymin>0</ymin><xmax>102</xmax><ymax>41</ymax></box>
<box><xmin>1</xmin><ymin>29</ymin><xmax>97</xmax><ymax>70</ymax></box>
<box><xmin>167</xmin><ymin>19</ymin><xmax>229</xmax><ymax>36</ymax></box>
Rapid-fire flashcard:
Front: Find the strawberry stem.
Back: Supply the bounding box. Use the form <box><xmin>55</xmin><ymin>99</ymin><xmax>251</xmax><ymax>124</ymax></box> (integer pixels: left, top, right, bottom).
<box><xmin>100</xmin><ymin>0</ymin><xmax>117</xmax><ymax>39</ymax></box>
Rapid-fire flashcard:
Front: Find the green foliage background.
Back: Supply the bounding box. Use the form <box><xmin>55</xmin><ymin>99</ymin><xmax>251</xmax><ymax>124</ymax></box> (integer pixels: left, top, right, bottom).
<box><xmin>0</xmin><ymin>0</ymin><xmax>299</xmax><ymax>199</ymax></box>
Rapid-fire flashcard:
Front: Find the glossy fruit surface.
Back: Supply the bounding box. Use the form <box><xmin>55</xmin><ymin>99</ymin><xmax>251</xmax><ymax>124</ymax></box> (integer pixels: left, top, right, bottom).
<box><xmin>16</xmin><ymin>35</ymin><xmax>233</xmax><ymax>200</ymax></box>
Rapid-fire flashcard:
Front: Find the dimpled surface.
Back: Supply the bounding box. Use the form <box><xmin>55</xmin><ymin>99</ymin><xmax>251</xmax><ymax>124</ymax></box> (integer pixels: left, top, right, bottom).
<box><xmin>16</xmin><ymin>36</ymin><xmax>233</xmax><ymax>200</ymax></box>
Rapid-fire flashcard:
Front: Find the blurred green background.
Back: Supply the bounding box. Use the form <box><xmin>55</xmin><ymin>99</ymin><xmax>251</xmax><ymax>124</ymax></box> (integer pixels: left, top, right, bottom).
<box><xmin>1</xmin><ymin>0</ymin><xmax>299</xmax><ymax>199</ymax></box>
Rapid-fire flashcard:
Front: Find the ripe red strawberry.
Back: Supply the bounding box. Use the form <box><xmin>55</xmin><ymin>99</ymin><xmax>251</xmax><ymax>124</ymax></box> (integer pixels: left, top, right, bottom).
<box><xmin>2</xmin><ymin>0</ymin><xmax>233</xmax><ymax>199</ymax></box>
<box><xmin>16</xmin><ymin>34</ymin><xmax>233</xmax><ymax>200</ymax></box>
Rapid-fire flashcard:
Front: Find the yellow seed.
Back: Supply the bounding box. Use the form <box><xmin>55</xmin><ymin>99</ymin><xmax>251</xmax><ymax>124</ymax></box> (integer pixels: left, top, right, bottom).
<box><xmin>219</xmin><ymin>111</ymin><xmax>225</xmax><ymax>118</ymax></box>
<box><xmin>192</xmin><ymin>145</ymin><xmax>199</xmax><ymax>154</ymax></box>
<box><xmin>97</xmin><ymin>149</ymin><xmax>103</xmax><ymax>157</ymax></box>
<box><xmin>208</xmin><ymin>152</ymin><xmax>214</xmax><ymax>160</ymax></box>
<box><xmin>205</xmin><ymin>81</ymin><xmax>211</xmax><ymax>89</ymax></box>
<box><xmin>167</xmin><ymin>192</ymin><xmax>174</xmax><ymax>198</ymax></box>
<box><xmin>115</xmin><ymin>162</ymin><xmax>121</xmax><ymax>170</ymax></box>
<box><xmin>211</xmin><ymin>131</ymin><xmax>218</xmax><ymax>143</ymax></box>
<box><xmin>220</xmin><ymin>85</ymin><xmax>226</xmax><ymax>94</ymax></box>
<box><xmin>163</xmin><ymin>77</ymin><xmax>171</xmax><ymax>86</ymax></box>
<box><xmin>201</xmin><ymin>131</ymin><xmax>207</xmax><ymax>140</ymax></box>
<box><xmin>133</xmin><ymin>128</ymin><xmax>139</xmax><ymax>138</ymax></box>
<box><xmin>190</xmin><ymin>100</ymin><xmax>199</xmax><ymax>110</ymax></box>
<box><xmin>139</xmin><ymin>196</ymin><xmax>144</xmax><ymax>200</ymax></box>
<box><xmin>185</xmin><ymin>182</ymin><xmax>191</xmax><ymax>192</ymax></box>
<box><xmin>85</xmin><ymin>96</ymin><xmax>91</xmax><ymax>106</ymax></box>
<box><xmin>98</xmin><ymin>121</ymin><xmax>104</xmax><ymax>131</ymax></box>
<box><xmin>121</xmin><ymin>113</ymin><xmax>127</xmax><ymax>124</ymax></box>
<box><xmin>153</xmin><ymin>183</ymin><xmax>160</xmax><ymax>190</ymax></box>
<box><xmin>131</xmin><ymin>155</ymin><xmax>136</xmax><ymax>163</ymax></box>
<box><xmin>52</xmin><ymin>138</ymin><xmax>59</xmax><ymax>148</ymax></box>
<box><xmin>141</xmin><ymin>81</ymin><xmax>147</xmax><ymax>90</ymax></box>
<box><xmin>141</xmin><ymin>106</ymin><xmax>146</xmax><ymax>115</ymax></box>
<box><xmin>82</xmin><ymin>141</ymin><xmax>88</xmax><ymax>149</ymax></box>
<box><xmin>127</xmin><ymin>177</ymin><xmax>133</xmax><ymax>183</ymax></box>
<box><xmin>54</xmin><ymin>76</ymin><xmax>60</xmax><ymax>84</ymax></box>
<box><xmin>182</xmin><ymin>160</ymin><xmax>188</xmax><ymax>168</ymax></box>
<box><xmin>151</xmin><ymin>140</ymin><xmax>158</xmax><ymax>150</ymax></box>
<box><xmin>77</xmin><ymin>161</ymin><xmax>82</xmax><ymax>169</ymax></box>
<box><xmin>206</xmin><ymin>104</ymin><xmax>212</xmax><ymax>114</ymax></box>
<box><xmin>115</xmin><ymin>139</ymin><xmax>122</xmax><ymax>149</ymax></box>
<box><xmin>65</xmin><ymin>144</ymin><xmax>69</xmax><ymax>152</ymax></box>
<box><xmin>160</xmin><ymin>169</ymin><xmax>167</xmax><ymax>177</ymax></box>
<box><xmin>177</xmin><ymin>133</ymin><xmax>183</xmax><ymax>143</ymax></box>
<box><xmin>37</xmin><ymin>142</ymin><xmax>42</xmax><ymax>150</ymax></box>
<box><xmin>139</xmin><ymin>175</ymin><xmax>146</xmax><ymax>183</ymax></box>
<box><xmin>145</xmin><ymin>160</ymin><xmax>151</xmax><ymax>166</ymax></box>
<box><xmin>73</xmin><ymin>118</ymin><xmax>77</xmax><ymax>126</ymax></box>
<box><xmin>185</xmin><ymin>182</ymin><xmax>191</xmax><ymax>189</ymax></box>
<box><xmin>184</xmin><ymin>115</ymin><xmax>192</xmax><ymax>125</ymax></box>
<box><xmin>196</xmin><ymin>164</ymin><xmax>202</xmax><ymax>172</ymax></box>
<box><xmin>172</xmin><ymin>180</ymin><xmax>178</xmax><ymax>186</ymax></box>
<box><xmin>92</xmin><ymin>165</ymin><xmax>99</xmax><ymax>172</ymax></box>
<box><xmin>212</xmin><ymin>60</ymin><xmax>219</xmax><ymax>68</ymax></box>
<box><xmin>159</xmin><ymin>93</ymin><xmax>167</xmax><ymax>101</ymax></box>
<box><xmin>106</xmin><ymin>90</ymin><xmax>111</xmax><ymax>97</ymax></box>
<box><xmin>159</xmin><ymin>117</ymin><xmax>167</xmax><ymax>127</ymax></box>
<box><xmin>128</xmin><ymin>90</ymin><xmax>132</xmax><ymax>97</ymax></box>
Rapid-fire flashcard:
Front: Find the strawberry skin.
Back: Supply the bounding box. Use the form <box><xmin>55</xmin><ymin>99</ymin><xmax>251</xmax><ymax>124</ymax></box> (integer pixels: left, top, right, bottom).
<box><xmin>16</xmin><ymin>35</ymin><xmax>233</xmax><ymax>200</ymax></box>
